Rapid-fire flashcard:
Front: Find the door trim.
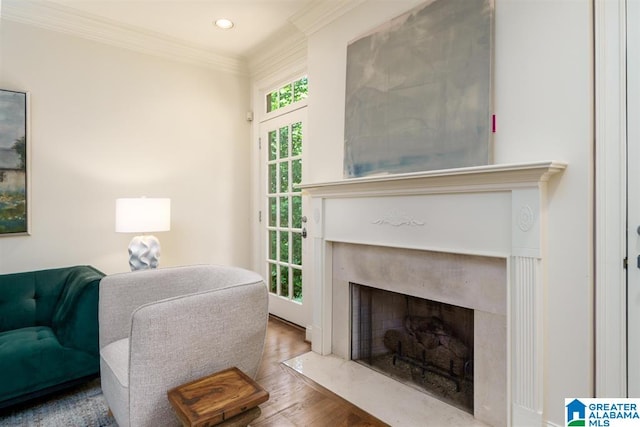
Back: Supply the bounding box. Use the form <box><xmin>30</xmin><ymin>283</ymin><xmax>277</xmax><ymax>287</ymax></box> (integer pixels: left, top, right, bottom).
<box><xmin>594</xmin><ymin>0</ymin><xmax>627</xmax><ymax>397</ymax></box>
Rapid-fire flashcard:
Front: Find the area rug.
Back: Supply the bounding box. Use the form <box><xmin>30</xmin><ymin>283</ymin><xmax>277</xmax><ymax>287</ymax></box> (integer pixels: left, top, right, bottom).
<box><xmin>0</xmin><ymin>379</ymin><xmax>116</xmax><ymax>427</ymax></box>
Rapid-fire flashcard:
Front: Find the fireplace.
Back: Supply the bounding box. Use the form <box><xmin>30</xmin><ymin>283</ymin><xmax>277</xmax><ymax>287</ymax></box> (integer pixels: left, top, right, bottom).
<box><xmin>300</xmin><ymin>161</ymin><xmax>566</xmax><ymax>426</ymax></box>
<box><xmin>351</xmin><ymin>284</ymin><xmax>474</xmax><ymax>413</ymax></box>
<box><xmin>333</xmin><ymin>243</ymin><xmax>506</xmax><ymax>426</ymax></box>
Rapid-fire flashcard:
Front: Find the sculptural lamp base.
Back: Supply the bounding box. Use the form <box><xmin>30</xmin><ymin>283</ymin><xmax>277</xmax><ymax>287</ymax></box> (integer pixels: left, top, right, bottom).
<box><xmin>128</xmin><ymin>235</ymin><xmax>161</xmax><ymax>271</ymax></box>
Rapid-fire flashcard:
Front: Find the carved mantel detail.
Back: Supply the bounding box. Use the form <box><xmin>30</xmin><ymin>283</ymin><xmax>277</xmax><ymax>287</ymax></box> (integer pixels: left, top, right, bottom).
<box><xmin>517</xmin><ymin>204</ymin><xmax>535</xmax><ymax>232</ymax></box>
<box><xmin>372</xmin><ymin>209</ymin><xmax>425</xmax><ymax>227</ymax></box>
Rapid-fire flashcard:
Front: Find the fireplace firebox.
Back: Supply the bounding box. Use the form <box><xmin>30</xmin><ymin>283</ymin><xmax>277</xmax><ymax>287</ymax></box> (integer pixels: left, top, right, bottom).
<box><xmin>351</xmin><ymin>283</ymin><xmax>474</xmax><ymax>413</ymax></box>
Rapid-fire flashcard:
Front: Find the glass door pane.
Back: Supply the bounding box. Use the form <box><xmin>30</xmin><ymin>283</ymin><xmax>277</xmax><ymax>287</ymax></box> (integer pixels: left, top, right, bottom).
<box><xmin>261</xmin><ymin>106</ymin><xmax>308</xmax><ymax>327</ymax></box>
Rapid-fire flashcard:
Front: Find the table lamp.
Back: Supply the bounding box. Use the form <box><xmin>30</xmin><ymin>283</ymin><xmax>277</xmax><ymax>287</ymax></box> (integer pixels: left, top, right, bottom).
<box><xmin>116</xmin><ymin>197</ymin><xmax>171</xmax><ymax>271</ymax></box>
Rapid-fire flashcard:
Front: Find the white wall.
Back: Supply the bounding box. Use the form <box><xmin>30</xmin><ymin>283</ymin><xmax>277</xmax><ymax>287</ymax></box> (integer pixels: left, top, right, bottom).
<box><xmin>306</xmin><ymin>0</ymin><xmax>593</xmax><ymax>425</ymax></box>
<box><xmin>494</xmin><ymin>1</ymin><xmax>593</xmax><ymax>424</ymax></box>
<box><xmin>0</xmin><ymin>20</ymin><xmax>252</xmax><ymax>275</ymax></box>
<box><xmin>0</xmin><ymin>1</ymin><xmax>595</xmax><ymax>423</ymax></box>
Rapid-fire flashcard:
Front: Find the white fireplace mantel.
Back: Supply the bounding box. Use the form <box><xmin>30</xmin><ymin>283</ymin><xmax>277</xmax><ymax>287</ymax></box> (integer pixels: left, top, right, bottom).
<box><xmin>300</xmin><ymin>161</ymin><xmax>567</xmax><ymax>197</ymax></box>
<box><xmin>299</xmin><ymin>161</ymin><xmax>567</xmax><ymax>427</ymax></box>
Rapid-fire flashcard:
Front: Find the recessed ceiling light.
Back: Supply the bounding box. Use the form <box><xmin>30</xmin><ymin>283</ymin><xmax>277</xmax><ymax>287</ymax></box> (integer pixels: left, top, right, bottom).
<box><xmin>214</xmin><ymin>19</ymin><xmax>234</xmax><ymax>30</ymax></box>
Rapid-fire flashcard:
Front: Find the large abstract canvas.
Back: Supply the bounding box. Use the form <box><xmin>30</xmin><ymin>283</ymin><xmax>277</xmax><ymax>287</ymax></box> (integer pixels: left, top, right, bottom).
<box><xmin>344</xmin><ymin>0</ymin><xmax>493</xmax><ymax>178</ymax></box>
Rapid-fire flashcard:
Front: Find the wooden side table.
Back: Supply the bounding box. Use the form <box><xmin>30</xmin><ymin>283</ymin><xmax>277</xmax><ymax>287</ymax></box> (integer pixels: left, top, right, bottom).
<box><xmin>167</xmin><ymin>367</ymin><xmax>269</xmax><ymax>427</ymax></box>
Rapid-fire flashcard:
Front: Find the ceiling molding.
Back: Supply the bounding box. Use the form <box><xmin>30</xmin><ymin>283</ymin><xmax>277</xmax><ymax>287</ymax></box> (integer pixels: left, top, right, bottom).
<box><xmin>289</xmin><ymin>0</ymin><xmax>366</xmax><ymax>36</ymax></box>
<box><xmin>2</xmin><ymin>0</ymin><xmax>248</xmax><ymax>75</ymax></box>
<box><xmin>247</xmin><ymin>23</ymin><xmax>307</xmax><ymax>81</ymax></box>
<box><xmin>1</xmin><ymin>0</ymin><xmax>362</xmax><ymax>77</ymax></box>
<box><xmin>247</xmin><ymin>0</ymin><xmax>365</xmax><ymax>80</ymax></box>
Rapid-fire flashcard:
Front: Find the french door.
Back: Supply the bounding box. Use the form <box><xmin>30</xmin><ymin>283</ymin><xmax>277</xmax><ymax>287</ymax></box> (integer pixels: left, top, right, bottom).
<box><xmin>260</xmin><ymin>107</ymin><xmax>309</xmax><ymax>328</ymax></box>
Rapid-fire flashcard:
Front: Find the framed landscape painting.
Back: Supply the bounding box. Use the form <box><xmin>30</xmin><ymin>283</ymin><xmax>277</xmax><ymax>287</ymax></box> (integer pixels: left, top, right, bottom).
<box><xmin>0</xmin><ymin>89</ymin><xmax>28</xmax><ymax>235</ymax></box>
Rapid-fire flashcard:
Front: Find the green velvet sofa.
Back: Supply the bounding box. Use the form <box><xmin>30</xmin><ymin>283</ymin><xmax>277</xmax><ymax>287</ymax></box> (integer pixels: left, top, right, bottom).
<box><xmin>0</xmin><ymin>265</ymin><xmax>105</xmax><ymax>408</ymax></box>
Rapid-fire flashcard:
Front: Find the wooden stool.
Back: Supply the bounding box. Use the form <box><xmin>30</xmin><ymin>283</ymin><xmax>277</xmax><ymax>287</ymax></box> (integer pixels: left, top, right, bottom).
<box><xmin>167</xmin><ymin>367</ymin><xmax>269</xmax><ymax>427</ymax></box>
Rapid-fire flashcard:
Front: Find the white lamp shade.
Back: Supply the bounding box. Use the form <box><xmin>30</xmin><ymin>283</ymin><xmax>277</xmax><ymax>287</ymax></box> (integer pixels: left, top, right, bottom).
<box><xmin>115</xmin><ymin>198</ymin><xmax>171</xmax><ymax>233</ymax></box>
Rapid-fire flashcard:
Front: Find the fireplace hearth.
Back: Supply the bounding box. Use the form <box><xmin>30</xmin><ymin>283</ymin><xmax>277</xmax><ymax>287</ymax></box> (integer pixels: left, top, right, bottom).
<box><xmin>351</xmin><ymin>283</ymin><xmax>474</xmax><ymax>413</ymax></box>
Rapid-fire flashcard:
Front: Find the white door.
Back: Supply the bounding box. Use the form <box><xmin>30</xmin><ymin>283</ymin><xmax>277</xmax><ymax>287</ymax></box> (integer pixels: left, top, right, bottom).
<box><xmin>628</xmin><ymin>0</ymin><xmax>640</xmax><ymax>397</ymax></box>
<box><xmin>260</xmin><ymin>107</ymin><xmax>309</xmax><ymax>328</ymax></box>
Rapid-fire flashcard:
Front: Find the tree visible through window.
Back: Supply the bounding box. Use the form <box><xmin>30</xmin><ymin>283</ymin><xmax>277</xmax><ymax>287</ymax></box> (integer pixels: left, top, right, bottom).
<box><xmin>264</xmin><ymin>77</ymin><xmax>307</xmax><ymax>309</ymax></box>
<box><xmin>266</xmin><ymin>77</ymin><xmax>308</xmax><ymax>113</ymax></box>
<box><xmin>267</xmin><ymin>121</ymin><xmax>303</xmax><ymax>302</ymax></box>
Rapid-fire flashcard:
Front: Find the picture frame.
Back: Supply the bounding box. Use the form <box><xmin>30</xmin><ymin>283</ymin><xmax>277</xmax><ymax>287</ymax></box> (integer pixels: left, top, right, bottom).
<box><xmin>0</xmin><ymin>89</ymin><xmax>29</xmax><ymax>236</ymax></box>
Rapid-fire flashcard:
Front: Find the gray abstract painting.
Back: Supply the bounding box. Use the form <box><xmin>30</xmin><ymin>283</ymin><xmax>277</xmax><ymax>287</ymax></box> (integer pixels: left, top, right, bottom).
<box><xmin>344</xmin><ymin>0</ymin><xmax>493</xmax><ymax>178</ymax></box>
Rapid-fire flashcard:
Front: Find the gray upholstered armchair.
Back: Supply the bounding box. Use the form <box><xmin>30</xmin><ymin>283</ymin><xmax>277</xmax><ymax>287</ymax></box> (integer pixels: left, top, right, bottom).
<box><xmin>98</xmin><ymin>265</ymin><xmax>268</xmax><ymax>427</ymax></box>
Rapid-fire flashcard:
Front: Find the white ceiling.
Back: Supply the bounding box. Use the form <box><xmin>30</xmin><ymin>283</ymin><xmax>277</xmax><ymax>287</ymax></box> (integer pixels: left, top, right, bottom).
<box><xmin>2</xmin><ymin>0</ymin><xmax>363</xmax><ymax>74</ymax></box>
<box><xmin>43</xmin><ymin>0</ymin><xmax>315</xmax><ymax>58</ymax></box>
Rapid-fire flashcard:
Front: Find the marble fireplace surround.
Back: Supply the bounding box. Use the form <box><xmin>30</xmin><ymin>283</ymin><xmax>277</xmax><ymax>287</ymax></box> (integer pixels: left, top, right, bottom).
<box><xmin>334</xmin><ymin>243</ymin><xmax>507</xmax><ymax>426</ymax></box>
<box><xmin>299</xmin><ymin>161</ymin><xmax>566</xmax><ymax>427</ymax></box>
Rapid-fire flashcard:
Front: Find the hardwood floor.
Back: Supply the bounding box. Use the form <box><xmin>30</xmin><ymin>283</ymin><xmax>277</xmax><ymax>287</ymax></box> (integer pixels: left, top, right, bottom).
<box><xmin>253</xmin><ymin>316</ymin><xmax>388</xmax><ymax>427</ymax></box>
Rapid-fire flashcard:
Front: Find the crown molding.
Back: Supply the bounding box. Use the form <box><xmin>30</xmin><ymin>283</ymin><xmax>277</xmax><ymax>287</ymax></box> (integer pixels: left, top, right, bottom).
<box><xmin>247</xmin><ymin>23</ymin><xmax>307</xmax><ymax>81</ymax></box>
<box><xmin>247</xmin><ymin>0</ymin><xmax>364</xmax><ymax>80</ymax></box>
<box><xmin>2</xmin><ymin>0</ymin><xmax>363</xmax><ymax>76</ymax></box>
<box><xmin>2</xmin><ymin>0</ymin><xmax>247</xmax><ymax>75</ymax></box>
<box><xmin>289</xmin><ymin>0</ymin><xmax>366</xmax><ymax>36</ymax></box>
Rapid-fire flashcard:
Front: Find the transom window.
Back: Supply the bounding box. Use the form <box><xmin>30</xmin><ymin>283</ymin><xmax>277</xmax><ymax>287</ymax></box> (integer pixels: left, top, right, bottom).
<box><xmin>266</xmin><ymin>76</ymin><xmax>308</xmax><ymax>113</ymax></box>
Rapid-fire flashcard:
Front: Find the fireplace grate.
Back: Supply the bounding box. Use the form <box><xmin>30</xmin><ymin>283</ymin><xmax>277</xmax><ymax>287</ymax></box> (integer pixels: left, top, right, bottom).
<box><xmin>351</xmin><ymin>283</ymin><xmax>474</xmax><ymax>413</ymax></box>
<box><xmin>391</xmin><ymin>340</ymin><xmax>473</xmax><ymax>392</ymax></box>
